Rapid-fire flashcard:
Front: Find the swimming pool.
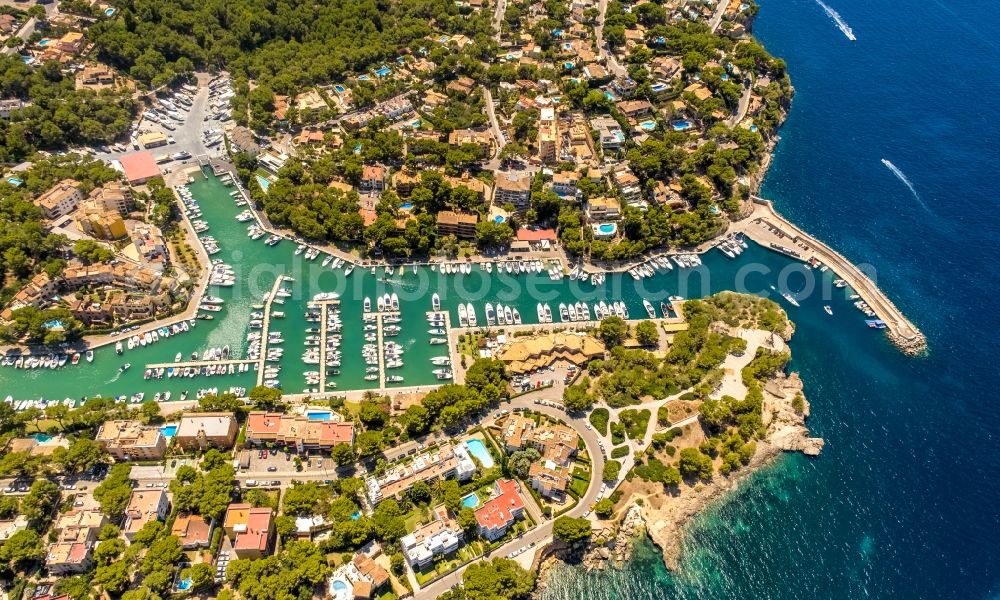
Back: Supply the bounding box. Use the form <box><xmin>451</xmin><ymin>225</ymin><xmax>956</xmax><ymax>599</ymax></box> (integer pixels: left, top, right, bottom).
<box><xmin>399</xmin><ymin>203</ymin><xmax>414</xmax><ymax>210</ymax></box>
<box><xmin>38</xmin><ymin>39</ymin><xmax>50</xmax><ymax>47</ymax></box>
<box><xmin>638</xmin><ymin>120</ymin><xmax>656</xmax><ymax>131</ymax></box>
<box><xmin>750</xmin><ymin>124</ymin><xmax>758</xmax><ymax>132</ymax></box>
<box><xmin>564</xmin><ymin>62</ymin><xmax>574</xmax><ymax>70</ymax></box>
<box><xmin>160</xmin><ymin>424</ymin><xmax>178</xmax><ymax>437</ymax></box>
<box><xmin>604</xmin><ymin>91</ymin><xmax>616</xmax><ymax>101</ymax></box>
<box><xmin>464</xmin><ymin>439</ymin><xmax>494</xmax><ymax>468</ymax></box>
<box><xmin>350</xmin><ymin>510</ymin><xmax>361</xmax><ymax>521</ymax></box>
<box><xmin>104</xmin><ymin>7</ymin><xmax>115</xmax><ymax>15</ymax></box>
<box><xmin>329</xmin><ymin>577</ymin><xmax>350</xmax><ymax>600</ymax></box>
<box><xmin>494</xmin><ymin>215</ymin><xmax>506</xmax><ymax>224</ymax></box>
<box><xmin>255</xmin><ymin>175</ymin><xmax>271</xmax><ymax>192</ymax></box>
<box><xmin>672</xmin><ymin>121</ymin><xmax>692</xmax><ymax>131</ymax></box>
<box><xmin>32</xmin><ymin>433</ymin><xmax>54</xmax><ymax>443</ymax></box>
<box><xmin>375</xmin><ymin>66</ymin><xmax>391</xmax><ymax>77</ymax></box>
<box><xmin>334</xmin><ymin>84</ymin><xmax>346</xmax><ymax>93</ymax></box>
<box><xmin>462</xmin><ymin>493</ymin><xmax>480</xmax><ymax>509</ymax></box>
<box><xmin>592</xmin><ymin>222</ymin><xmax>618</xmax><ymax>239</ymax></box>
<box><xmin>43</xmin><ymin>320</ymin><xmax>65</xmax><ymax>330</ymax></box>
<box><xmin>306</xmin><ymin>410</ymin><xmax>332</xmax><ymax>421</ymax></box>
<box><xmin>177</xmin><ymin>578</ymin><xmax>192</xmax><ymax>591</ymax></box>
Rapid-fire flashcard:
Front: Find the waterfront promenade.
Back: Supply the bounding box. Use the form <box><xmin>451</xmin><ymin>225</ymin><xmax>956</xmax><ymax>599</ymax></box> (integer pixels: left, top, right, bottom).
<box><xmin>737</xmin><ymin>198</ymin><xmax>927</xmax><ymax>353</ymax></box>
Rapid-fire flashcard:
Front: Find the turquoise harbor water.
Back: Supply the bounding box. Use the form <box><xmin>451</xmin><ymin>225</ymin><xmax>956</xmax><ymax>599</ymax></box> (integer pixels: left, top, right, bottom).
<box><xmin>539</xmin><ymin>0</ymin><xmax>1000</xmax><ymax>599</ymax></box>
<box><xmin>0</xmin><ymin>168</ymin><xmax>869</xmax><ymax>403</ymax></box>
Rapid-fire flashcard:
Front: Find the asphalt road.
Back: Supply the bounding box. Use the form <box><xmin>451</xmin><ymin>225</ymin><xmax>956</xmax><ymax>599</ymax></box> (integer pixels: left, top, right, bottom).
<box><xmin>414</xmin><ymin>393</ymin><xmax>606</xmax><ymax>599</ymax></box>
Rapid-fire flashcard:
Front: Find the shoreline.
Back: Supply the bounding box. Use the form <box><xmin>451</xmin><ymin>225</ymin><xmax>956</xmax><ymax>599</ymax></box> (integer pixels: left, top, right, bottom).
<box><xmin>537</xmin><ymin>365</ymin><xmax>823</xmax><ymax>586</ymax></box>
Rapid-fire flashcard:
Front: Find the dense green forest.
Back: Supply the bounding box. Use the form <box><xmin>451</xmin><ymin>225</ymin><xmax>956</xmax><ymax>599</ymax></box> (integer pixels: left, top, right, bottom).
<box><xmin>91</xmin><ymin>0</ymin><xmax>494</xmax><ymax>91</ymax></box>
<box><xmin>0</xmin><ymin>57</ymin><xmax>135</xmax><ymax>162</ymax></box>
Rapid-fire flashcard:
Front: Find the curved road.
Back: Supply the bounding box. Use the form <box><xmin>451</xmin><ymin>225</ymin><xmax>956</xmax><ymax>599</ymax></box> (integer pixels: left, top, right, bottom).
<box><xmin>414</xmin><ymin>395</ymin><xmax>606</xmax><ymax>599</ymax></box>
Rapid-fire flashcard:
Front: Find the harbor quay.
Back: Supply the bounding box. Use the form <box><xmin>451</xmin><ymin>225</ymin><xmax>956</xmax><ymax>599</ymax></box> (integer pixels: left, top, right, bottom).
<box><xmin>0</xmin><ymin>169</ymin><xmax>923</xmax><ymax>404</ymax></box>
<box><xmin>739</xmin><ymin>198</ymin><xmax>927</xmax><ymax>354</ymax></box>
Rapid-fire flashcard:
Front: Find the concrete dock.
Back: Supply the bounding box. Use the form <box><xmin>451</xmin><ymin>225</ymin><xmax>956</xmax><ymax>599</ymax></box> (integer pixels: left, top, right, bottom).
<box><xmin>257</xmin><ymin>277</ymin><xmax>287</xmax><ymax>385</ymax></box>
<box><xmin>738</xmin><ymin>198</ymin><xmax>926</xmax><ymax>354</ymax></box>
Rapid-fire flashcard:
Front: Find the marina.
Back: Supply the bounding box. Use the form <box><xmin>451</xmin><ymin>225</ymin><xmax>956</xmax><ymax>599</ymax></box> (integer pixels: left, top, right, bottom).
<box><xmin>0</xmin><ymin>168</ymin><xmax>920</xmax><ymax>403</ymax></box>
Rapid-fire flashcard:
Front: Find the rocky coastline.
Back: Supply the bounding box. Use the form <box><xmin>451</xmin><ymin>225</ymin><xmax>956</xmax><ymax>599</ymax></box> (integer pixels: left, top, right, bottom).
<box><xmin>536</xmin><ymin>368</ymin><xmax>822</xmax><ymax>589</ymax></box>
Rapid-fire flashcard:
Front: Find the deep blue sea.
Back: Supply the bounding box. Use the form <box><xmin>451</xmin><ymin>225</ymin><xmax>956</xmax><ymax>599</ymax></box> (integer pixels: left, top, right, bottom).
<box><xmin>539</xmin><ymin>0</ymin><xmax>1000</xmax><ymax>598</ymax></box>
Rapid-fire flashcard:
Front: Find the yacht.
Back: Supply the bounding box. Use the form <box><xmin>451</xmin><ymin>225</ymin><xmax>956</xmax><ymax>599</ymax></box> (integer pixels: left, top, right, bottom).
<box><xmin>377</xmin><ymin>296</ymin><xmax>385</xmax><ymax>312</ymax></box>
<box><xmin>568</xmin><ymin>303</ymin><xmax>577</xmax><ymax>321</ymax></box>
<box><xmin>537</xmin><ymin>303</ymin><xmax>546</xmax><ymax>323</ymax></box>
<box><xmin>85</xmin><ymin>350</ymin><xmax>94</xmax><ymax>363</ymax></box>
<box><xmin>431</xmin><ymin>356</ymin><xmax>451</xmax><ymax>366</ymax></box>
<box><xmin>364</xmin><ymin>297</ymin><xmax>371</xmax><ymax>313</ymax></box>
<box><xmin>782</xmin><ymin>292</ymin><xmax>800</xmax><ymax>308</ymax></box>
<box><xmin>559</xmin><ymin>303</ymin><xmax>569</xmax><ymax>322</ymax></box>
<box><xmin>382</xmin><ymin>293</ymin><xmax>392</xmax><ymax>312</ymax></box>
<box><xmin>428</xmin><ymin>328</ymin><xmax>447</xmax><ymax>335</ymax></box>
<box><xmin>433</xmin><ymin>368</ymin><xmax>453</xmax><ymax>379</ymax></box>
<box><xmin>432</xmin><ymin>293</ymin><xmax>441</xmax><ymax>312</ymax></box>
<box><xmin>544</xmin><ymin>304</ymin><xmax>552</xmax><ymax>323</ymax></box>
<box><xmin>387</xmin><ymin>375</ymin><xmax>404</xmax><ymax>383</ymax></box>
<box><xmin>390</xmin><ymin>293</ymin><xmax>399</xmax><ymax>311</ymax></box>
<box><xmin>458</xmin><ymin>303</ymin><xmax>468</xmax><ymax>327</ymax></box>
<box><xmin>512</xmin><ymin>308</ymin><xmax>521</xmax><ymax>325</ymax></box>
<box><xmin>644</xmin><ymin>299</ymin><xmax>656</xmax><ymax>319</ymax></box>
<box><xmin>466</xmin><ymin>303</ymin><xmax>477</xmax><ymax>327</ymax></box>
<box><xmin>824</xmin><ymin>306</ymin><xmax>833</xmax><ymax>316</ymax></box>
<box><xmin>115</xmin><ymin>341</ymin><xmax>123</xmax><ymax>355</ymax></box>
<box><xmin>344</xmin><ymin>264</ymin><xmax>355</xmax><ymax>276</ymax></box>
<box><xmin>486</xmin><ymin>303</ymin><xmax>496</xmax><ymax>326</ymax></box>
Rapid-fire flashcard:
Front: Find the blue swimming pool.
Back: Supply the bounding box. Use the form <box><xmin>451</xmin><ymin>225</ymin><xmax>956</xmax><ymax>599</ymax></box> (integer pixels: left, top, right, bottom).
<box><xmin>375</xmin><ymin>66</ymin><xmax>391</xmax><ymax>77</ymax></box>
<box><xmin>32</xmin><ymin>433</ymin><xmax>54</xmax><ymax>443</ymax></box>
<box><xmin>177</xmin><ymin>578</ymin><xmax>192</xmax><ymax>591</ymax></box>
<box><xmin>564</xmin><ymin>62</ymin><xmax>574</xmax><ymax>70</ymax></box>
<box><xmin>462</xmin><ymin>493</ymin><xmax>480</xmax><ymax>509</ymax></box>
<box><xmin>598</xmin><ymin>223</ymin><xmax>617</xmax><ymax>235</ymax></box>
<box><xmin>306</xmin><ymin>410</ymin><xmax>332</xmax><ymax>421</ymax></box>
<box><xmin>672</xmin><ymin>121</ymin><xmax>692</xmax><ymax>131</ymax></box>
<box><xmin>399</xmin><ymin>203</ymin><xmax>414</xmax><ymax>210</ymax></box>
<box><xmin>104</xmin><ymin>7</ymin><xmax>115</xmax><ymax>15</ymax></box>
<box><xmin>332</xmin><ymin>580</ymin><xmax>348</xmax><ymax>591</ymax></box>
<box><xmin>350</xmin><ymin>510</ymin><xmax>361</xmax><ymax>521</ymax></box>
<box><xmin>42</xmin><ymin>320</ymin><xmax>64</xmax><ymax>330</ymax></box>
<box><xmin>639</xmin><ymin>120</ymin><xmax>656</xmax><ymax>131</ymax></box>
<box><xmin>604</xmin><ymin>91</ymin><xmax>616</xmax><ymax>101</ymax></box>
<box><xmin>750</xmin><ymin>124</ymin><xmax>758</xmax><ymax>132</ymax></box>
<box><xmin>334</xmin><ymin>84</ymin><xmax>346</xmax><ymax>93</ymax></box>
<box><xmin>494</xmin><ymin>215</ymin><xmax>505</xmax><ymax>224</ymax></box>
<box><xmin>38</xmin><ymin>39</ymin><xmax>50</xmax><ymax>47</ymax></box>
<box><xmin>464</xmin><ymin>439</ymin><xmax>494</xmax><ymax>468</ymax></box>
<box><xmin>160</xmin><ymin>424</ymin><xmax>178</xmax><ymax>437</ymax></box>
<box><xmin>7</xmin><ymin>177</ymin><xmax>23</xmax><ymax>186</ymax></box>
<box><xmin>255</xmin><ymin>175</ymin><xmax>271</xmax><ymax>192</ymax></box>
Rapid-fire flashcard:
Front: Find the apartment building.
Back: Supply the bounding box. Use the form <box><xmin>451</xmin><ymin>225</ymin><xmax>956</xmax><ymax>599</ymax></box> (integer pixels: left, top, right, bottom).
<box><xmin>175</xmin><ymin>412</ymin><xmax>238</xmax><ymax>452</ymax></box>
<box><xmin>35</xmin><ymin>179</ymin><xmax>84</xmax><ymax>219</ymax></box>
<box><xmin>436</xmin><ymin>210</ymin><xmax>478</xmax><ymax>240</ymax></box>
<box><xmin>122</xmin><ymin>489</ymin><xmax>170</xmax><ymax>541</ymax></box>
<box><xmin>366</xmin><ymin>443</ymin><xmax>476</xmax><ymax>504</ymax></box>
<box><xmin>95</xmin><ymin>420</ymin><xmax>167</xmax><ymax>461</ymax></box>
<box><xmin>474</xmin><ymin>479</ymin><xmax>525</xmax><ymax>541</ymax></box>
<box><xmin>494</xmin><ymin>171</ymin><xmax>532</xmax><ymax>212</ymax></box>
<box><xmin>400</xmin><ymin>506</ymin><xmax>464</xmax><ymax>568</ymax></box>
<box><xmin>244</xmin><ymin>411</ymin><xmax>355</xmax><ymax>453</ymax></box>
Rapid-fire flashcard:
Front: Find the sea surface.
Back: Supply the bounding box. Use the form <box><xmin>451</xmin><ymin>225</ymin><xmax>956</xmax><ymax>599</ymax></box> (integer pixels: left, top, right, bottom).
<box><xmin>538</xmin><ymin>0</ymin><xmax>1000</xmax><ymax>598</ymax></box>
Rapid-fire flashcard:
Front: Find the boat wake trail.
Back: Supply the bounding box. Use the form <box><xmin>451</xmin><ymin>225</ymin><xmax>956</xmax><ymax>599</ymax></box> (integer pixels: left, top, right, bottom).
<box><xmin>815</xmin><ymin>0</ymin><xmax>856</xmax><ymax>41</ymax></box>
<box><xmin>881</xmin><ymin>159</ymin><xmax>933</xmax><ymax>214</ymax></box>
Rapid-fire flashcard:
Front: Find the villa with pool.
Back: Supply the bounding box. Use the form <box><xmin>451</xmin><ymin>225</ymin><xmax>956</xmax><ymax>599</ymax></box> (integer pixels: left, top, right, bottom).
<box><xmin>585</xmin><ymin>195</ymin><xmax>621</xmax><ymax>240</ymax></box>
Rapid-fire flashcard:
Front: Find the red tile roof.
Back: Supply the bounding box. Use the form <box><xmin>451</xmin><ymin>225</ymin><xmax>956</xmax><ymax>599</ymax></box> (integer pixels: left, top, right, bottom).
<box><xmin>516</xmin><ymin>228</ymin><xmax>556</xmax><ymax>242</ymax></box>
<box><xmin>475</xmin><ymin>479</ymin><xmax>524</xmax><ymax>530</ymax></box>
<box><xmin>119</xmin><ymin>151</ymin><xmax>161</xmax><ymax>183</ymax></box>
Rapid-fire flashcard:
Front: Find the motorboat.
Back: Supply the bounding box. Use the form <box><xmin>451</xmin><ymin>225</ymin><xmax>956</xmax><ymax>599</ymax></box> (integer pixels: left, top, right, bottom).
<box><xmin>537</xmin><ymin>303</ymin><xmax>545</xmax><ymax>323</ymax></box>
<box><xmin>458</xmin><ymin>303</ymin><xmax>468</xmax><ymax>327</ymax></box>
<box><xmin>644</xmin><ymin>299</ymin><xmax>656</xmax><ymax>319</ymax></box>
<box><xmin>486</xmin><ymin>303</ymin><xmax>496</xmax><ymax>326</ymax></box>
<box><xmin>364</xmin><ymin>297</ymin><xmax>371</xmax><ymax>312</ymax></box>
<box><xmin>466</xmin><ymin>303</ymin><xmax>477</xmax><ymax>327</ymax></box>
<box><xmin>512</xmin><ymin>308</ymin><xmax>521</xmax><ymax>325</ymax></box>
<box><xmin>504</xmin><ymin>305</ymin><xmax>513</xmax><ymax>324</ymax></box>
<box><xmin>432</xmin><ymin>293</ymin><xmax>441</xmax><ymax>312</ymax></box>
<box><xmin>824</xmin><ymin>306</ymin><xmax>833</xmax><ymax>316</ymax></box>
<box><xmin>559</xmin><ymin>303</ymin><xmax>569</xmax><ymax>321</ymax></box>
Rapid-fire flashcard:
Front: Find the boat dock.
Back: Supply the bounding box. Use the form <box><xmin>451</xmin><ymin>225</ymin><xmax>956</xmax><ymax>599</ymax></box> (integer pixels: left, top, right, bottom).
<box><xmin>315</xmin><ymin>299</ymin><xmax>340</xmax><ymax>394</ymax></box>
<box><xmin>145</xmin><ymin>358</ymin><xmax>255</xmax><ymax>370</ymax></box>
<box><xmin>740</xmin><ymin>198</ymin><xmax>927</xmax><ymax>354</ymax></box>
<box><xmin>257</xmin><ymin>277</ymin><xmax>286</xmax><ymax>385</ymax></box>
